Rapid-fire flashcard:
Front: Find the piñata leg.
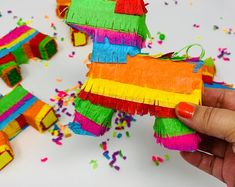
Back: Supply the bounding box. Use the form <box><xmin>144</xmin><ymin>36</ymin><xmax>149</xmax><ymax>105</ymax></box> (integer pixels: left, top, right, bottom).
<box><xmin>70</xmin><ymin>98</ymin><xmax>114</xmax><ymax>136</ymax></box>
<box><xmin>153</xmin><ymin>117</ymin><xmax>201</xmax><ymax>151</ymax></box>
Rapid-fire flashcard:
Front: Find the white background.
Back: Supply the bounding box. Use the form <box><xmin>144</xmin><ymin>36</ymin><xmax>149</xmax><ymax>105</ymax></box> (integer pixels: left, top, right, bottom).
<box><xmin>0</xmin><ymin>0</ymin><xmax>235</xmax><ymax>187</ymax></box>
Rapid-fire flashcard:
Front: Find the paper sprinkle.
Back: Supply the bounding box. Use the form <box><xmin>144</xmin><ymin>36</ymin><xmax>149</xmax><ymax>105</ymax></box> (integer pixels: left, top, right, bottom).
<box><xmin>40</xmin><ymin>157</ymin><xmax>48</xmax><ymax>163</ymax></box>
<box><xmin>90</xmin><ymin>160</ymin><xmax>98</xmax><ymax>170</ymax></box>
<box><xmin>152</xmin><ymin>154</ymin><xmax>170</xmax><ymax>166</ymax></box>
<box><xmin>217</xmin><ymin>48</ymin><xmax>231</xmax><ymax>62</ymax></box>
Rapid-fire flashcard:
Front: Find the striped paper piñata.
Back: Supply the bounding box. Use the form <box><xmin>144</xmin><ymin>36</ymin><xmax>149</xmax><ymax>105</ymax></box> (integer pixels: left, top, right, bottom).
<box><xmin>0</xmin><ymin>25</ymin><xmax>57</xmax><ymax>87</ymax></box>
<box><xmin>60</xmin><ymin>1</ymin><xmax>217</xmax><ymax>152</ymax></box>
<box><xmin>0</xmin><ymin>85</ymin><xmax>58</xmax><ymax>170</ymax></box>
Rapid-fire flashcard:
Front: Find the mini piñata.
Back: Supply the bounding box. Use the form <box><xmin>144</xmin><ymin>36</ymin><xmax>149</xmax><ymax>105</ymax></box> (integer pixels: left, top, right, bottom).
<box><xmin>60</xmin><ymin>1</ymin><xmax>218</xmax><ymax>152</ymax></box>
<box><xmin>0</xmin><ymin>85</ymin><xmax>58</xmax><ymax>170</ymax></box>
<box><xmin>0</xmin><ymin>25</ymin><xmax>57</xmax><ymax>87</ymax></box>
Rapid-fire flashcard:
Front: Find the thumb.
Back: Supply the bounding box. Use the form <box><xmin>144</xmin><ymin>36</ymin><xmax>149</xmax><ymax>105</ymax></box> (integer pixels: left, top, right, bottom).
<box><xmin>175</xmin><ymin>102</ymin><xmax>235</xmax><ymax>153</ymax></box>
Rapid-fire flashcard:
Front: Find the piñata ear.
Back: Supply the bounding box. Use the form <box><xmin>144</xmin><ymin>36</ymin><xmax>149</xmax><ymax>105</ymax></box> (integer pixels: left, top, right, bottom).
<box><xmin>115</xmin><ymin>0</ymin><xmax>147</xmax><ymax>15</ymax></box>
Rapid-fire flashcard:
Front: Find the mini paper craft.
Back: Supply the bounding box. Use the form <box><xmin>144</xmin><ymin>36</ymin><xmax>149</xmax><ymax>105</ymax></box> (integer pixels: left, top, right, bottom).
<box><xmin>59</xmin><ymin>1</ymin><xmax>218</xmax><ymax>152</ymax></box>
<box><xmin>0</xmin><ymin>25</ymin><xmax>58</xmax><ymax>87</ymax></box>
<box><xmin>64</xmin><ymin>0</ymin><xmax>149</xmax><ymax>63</ymax></box>
<box><xmin>0</xmin><ymin>85</ymin><xmax>58</xmax><ymax>170</ymax></box>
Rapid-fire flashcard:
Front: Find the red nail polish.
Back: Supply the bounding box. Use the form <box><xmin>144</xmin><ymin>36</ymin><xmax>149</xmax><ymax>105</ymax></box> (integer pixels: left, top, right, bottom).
<box><xmin>177</xmin><ymin>102</ymin><xmax>195</xmax><ymax>119</ymax></box>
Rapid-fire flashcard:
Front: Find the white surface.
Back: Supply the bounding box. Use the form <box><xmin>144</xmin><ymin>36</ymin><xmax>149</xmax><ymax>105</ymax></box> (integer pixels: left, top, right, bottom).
<box><xmin>0</xmin><ymin>0</ymin><xmax>235</xmax><ymax>186</ymax></box>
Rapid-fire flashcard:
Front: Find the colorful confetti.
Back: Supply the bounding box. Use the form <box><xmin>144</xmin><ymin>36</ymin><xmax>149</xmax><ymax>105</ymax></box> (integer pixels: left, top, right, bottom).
<box><xmin>49</xmin><ymin>123</ymin><xmax>72</xmax><ymax>146</ymax></box>
<box><xmin>217</xmin><ymin>48</ymin><xmax>231</xmax><ymax>62</ymax></box>
<box><xmin>90</xmin><ymin>160</ymin><xmax>98</xmax><ymax>170</ymax></box>
<box><xmin>40</xmin><ymin>157</ymin><xmax>48</xmax><ymax>163</ymax></box>
<box><xmin>112</xmin><ymin>111</ymin><xmax>136</xmax><ymax>139</ymax></box>
<box><xmin>152</xmin><ymin>154</ymin><xmax>170</xmax><ymax>166</ymax></box>
<box><xmin>50</xmin><ymin>81</ymin><xmax>82</xmax><ymax>119</ymax></box>
<box><xmin>100</xmin><ymin>140</ymin><xmax>126</xmax><ymax>171</ymax></box>
<box><xmin>68</xmin><ymin>51</ymin><xmax>76</xmax><ymax>58</ymax></box>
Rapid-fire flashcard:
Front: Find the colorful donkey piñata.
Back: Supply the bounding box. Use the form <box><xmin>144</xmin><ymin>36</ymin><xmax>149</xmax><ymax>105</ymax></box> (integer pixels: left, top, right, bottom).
<box><xmin>61</xmin><ymin>0</ymin><xmax>217</xmax><ymax>151</ymax></box>
<box><xmin>0</xmin><ymin>85</ymin><xmax>58</xmax><ymax>170</ymax></box>
<box><xmin>0</xmin><ymin>25</ymin><xmax>57</xmax><ymax>87</ymax></box>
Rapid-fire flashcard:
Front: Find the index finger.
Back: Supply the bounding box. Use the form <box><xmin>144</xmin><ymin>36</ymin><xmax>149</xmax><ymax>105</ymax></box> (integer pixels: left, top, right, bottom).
<box><xmin>203</xmin><ymin>88</ymin><xmax>235</xmax><ymax>110</ymax></box>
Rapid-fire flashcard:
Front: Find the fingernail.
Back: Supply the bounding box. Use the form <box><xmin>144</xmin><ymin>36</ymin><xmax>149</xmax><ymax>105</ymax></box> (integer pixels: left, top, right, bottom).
<box><xmin>177</xmin><ymin>102</ymin><xmax>195</xmax><ymax>119</ymax></box>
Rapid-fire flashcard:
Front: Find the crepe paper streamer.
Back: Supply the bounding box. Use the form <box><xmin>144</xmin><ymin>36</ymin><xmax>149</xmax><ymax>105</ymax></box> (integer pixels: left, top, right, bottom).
<box><xmin>81</xmin><ymin>78</ymin><xmax>202</xmax><ymax>109</ymax></box>
<box><xmin>70</xmin><ymin>28</ymin><xmax>88</xmax><ymax>47</ymax></box>
<box><xmin>69</xmin><ymin>24</ymin><xmax>146</xmax><ymax>49</ymax></box>
<box><xmin>74</xmin><ymin>98</ymin><xmax>114</xmax><ymax>128</ymax></box>
<box><xmin>68</xmin><ymin>122</ymin><xmax>94</xmax><ymax>136</ymax></box>
<box><xmin>115</xmin><ymin>0</ymin><xmax>147</xmax><ymax>15</ymax></box>
<box><xmin>90</xmin><ymin>160</ymin><xmax>98</xmax><ymax>170</ymax></box>
<box><xmin>66</xmin><ymin>0</ymin><xmax>150</xmax><ymax>39</ymax></box>
<box><xmin>87</xmin><ymin>55</ymin><xmax>203</xmax><ymax>93</ymax></box>
<box><xmin>0</xmin><ymin>131</ymin><xmax>14</xmax><ymax>170</ymax></box>
<box><xmin>91</xmin><ymin>38</ymin><xmax>141</xmax><ymax>63</ymax></box>
<box><xmin>0</xmin><ymin>26</ymin><xmax>57</xmax><ymax>87</ymax></box>
<box><xmin>40</xmin><ymin>157</ymin><xmax>48</xmax><ymax>163</ymax></box>
<box><xmin>79</xmin><ymin>90</ymin><xmax>176</xmax><ymax>117</ymax></box>
<box><xmin>154</xmin><ymin>118</ymin><xmax>201</xmax><ymax>151</ymax></box>
<box><xmin>56</xmin><ymin>0</ymin><xmax>71</xmax><ymax>19</ymax></box>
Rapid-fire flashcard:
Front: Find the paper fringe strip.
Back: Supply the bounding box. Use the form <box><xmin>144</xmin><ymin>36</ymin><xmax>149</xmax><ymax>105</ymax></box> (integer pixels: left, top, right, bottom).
<box><xmin>91</xmin><ymin>39</ymin><xmax>140</xmax><ymax>63</ymax></box>
<box><xmin>87</xmin><ymin>55</ymin><xmax>203</xmax><ymax>94</ymax></box>
<box><xmin>81</xmin><ymin>77</ymin><xmax>202</xmax><ymax>108</ymax></box>
<box><xmin>79</xmin><ymin>90</ymin><xmax>176</xmax><ymax>118</ymax></box>
<box><xmin>69</xmin><ymin>24</ymin><xmax>146</xmax><ymax>49</ymax></box>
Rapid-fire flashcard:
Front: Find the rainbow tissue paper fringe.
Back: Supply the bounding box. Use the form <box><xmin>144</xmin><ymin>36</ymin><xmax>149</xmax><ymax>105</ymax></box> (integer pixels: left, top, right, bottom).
<box><xmin>65</xmin><ymin>0</ymin><xmax>149</xmax><ymax>63</ymax></box>
<box><xmin>0</xmin><ymin>85</ymin><xmax>58</xmax><ymax>170</ymax></box>
<box><xmin>0</xmin><ymin>25</ymin><xmax>57</xmax><ymax>87</ymax></box>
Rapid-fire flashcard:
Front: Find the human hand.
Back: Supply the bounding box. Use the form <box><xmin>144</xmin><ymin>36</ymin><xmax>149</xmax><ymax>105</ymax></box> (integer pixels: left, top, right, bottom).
<box><xmin>175</xmin><ymin>88</ymin><xmax>235</xmax><ymax>187</ymax></box>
